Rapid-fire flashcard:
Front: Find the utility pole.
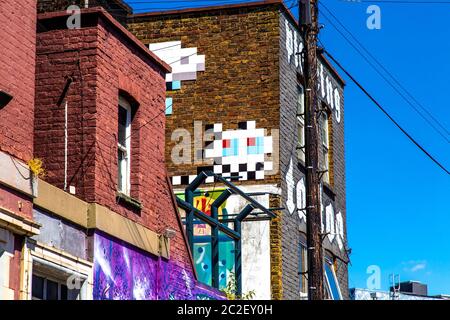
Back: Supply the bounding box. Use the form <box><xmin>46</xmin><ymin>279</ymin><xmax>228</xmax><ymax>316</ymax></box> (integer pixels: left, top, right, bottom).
<box><xmin>300</xmin><ymin>0</ymin><xmax>324</xmax><ymax>300</ymax></box>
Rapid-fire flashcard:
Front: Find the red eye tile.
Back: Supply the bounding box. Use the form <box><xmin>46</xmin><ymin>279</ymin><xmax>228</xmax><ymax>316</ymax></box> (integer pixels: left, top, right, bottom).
<box><xmin>223</xmin><ymin>139</ymin><xmax>230</xmax><ymax>148</ymax></box>
<box><xmin>247</xmin><ymin>137</ymin><xmax>256</xmax><ymax>146</ymax></box>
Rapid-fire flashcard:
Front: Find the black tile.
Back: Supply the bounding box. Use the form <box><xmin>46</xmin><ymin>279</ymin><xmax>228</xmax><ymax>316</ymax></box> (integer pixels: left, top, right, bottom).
<box><xmin>256</xmin><ymin>162</ymin><xmax>264</xmax><ymax>171</ymax></box>
<box><xmin>238</xmin><ymin>122</ymin><xmax>247</xmax><ymax>130</ymax></box>
<box><xmin>181</xmin><ymin>176</ymin><xmax>190</xmax><ymax>185</ymax></box>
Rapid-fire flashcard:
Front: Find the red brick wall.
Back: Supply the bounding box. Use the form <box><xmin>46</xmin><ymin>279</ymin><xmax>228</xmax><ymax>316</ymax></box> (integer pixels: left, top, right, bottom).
<box><xmin>0</xmin><ymin>184</ymin><xmax>33</xmax><ymax>220</ymax></box>
<box><xmin>93</xmin><ymin>15</ymin><xmax>168</xmax><ymax>230</ymax></box>
<box><xmin>35</xmin><ymin>11</ymin><xmax>197</xmax><ymax>279</ymax></box>
<box><xmin>0</xmin><ymin>0</ymin><xmax>36</xmax><ymax>162</ymax></box>
<box><xmin>34</xmin><ymin>12</ymin><xmax>170</xmax><ymax>232</ymax></box>
<box><xmin>34</xmin><ymin>26</ymin><xmax>99</xmax><ymax>201</ymax></box>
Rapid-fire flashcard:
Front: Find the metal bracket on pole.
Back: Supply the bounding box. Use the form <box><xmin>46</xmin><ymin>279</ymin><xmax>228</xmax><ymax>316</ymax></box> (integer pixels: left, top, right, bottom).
<box><xmin>316</xmin><ymin>107</ymin><xmax>328</xmax><ymax>119</ymax></box>
<box><xmin>317</xmin><ymin>169</ymin><xmax>328</xmax><ymax>182</ymax></box>
<box><xmin>320</xmin><ymin>232</ymin><xmax>330</xmax><ymax>242</ymax></box>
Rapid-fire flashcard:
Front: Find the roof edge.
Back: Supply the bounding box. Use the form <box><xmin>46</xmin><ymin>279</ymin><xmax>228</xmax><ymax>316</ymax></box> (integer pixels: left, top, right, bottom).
<box><xmin>37</xmin><ymin>7</ymin><xmax>171</xmax><ymax>73</ymax></box>
<box><xmin>127</xmin><ymin>0</ymin><xmax>345</xmax><ymax>86</ymax></box>
<box><xmin>130</xmin><ymin>0</ymin><xmax>282</xmax><ymax>19</ymax></box>
<box><xmin>111</xmin><ymin>0</ymin><xmax>133</xmax><ymax>13</ymax></box>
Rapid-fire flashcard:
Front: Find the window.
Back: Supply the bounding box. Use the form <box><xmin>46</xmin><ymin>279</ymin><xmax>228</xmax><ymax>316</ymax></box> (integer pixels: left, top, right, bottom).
<box><xmin>118</xmin><ymin>97</ymin><xmax>132</xmax><ymax>195</ymax></box>
<box><xmin>320</xmin><ymin>111</ymin><xmax>330</xmax><ymax>184</ymax></box>
<box><xmin>296</xmin><ymin>85</ymin><xmax>305</xmax><ymax>162</ymax></box>
<box><xmin>32</xmin><ymin>274</ymin><xmax>70</xmax><ymax>300</ymax></box>
<box><xmin>324</xmin><ymin>258</ymin><xmax>342</xmax><ymax>300</ymax></box>
<box><xmin>298</xmin><ymin>241</ymin><xmax>308</xmax><ymax>299</ymax></box>
<box><xmin>29</xmin><ymin>245</ymin><xmax>91</xmax><ymax>300</ymax></box>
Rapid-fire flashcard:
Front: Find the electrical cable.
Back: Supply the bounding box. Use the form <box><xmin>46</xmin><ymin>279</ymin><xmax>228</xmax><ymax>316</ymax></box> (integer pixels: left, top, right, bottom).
<box><xmin>320</xmin><ymin>2</ymin><xmax>450</xmax><ymax>142</ymax></box>
<box><xmin>344</xmin><ymin>0</ymin><xmax>450</xmax><ymax>4</ymax></box>
<box><xmin>323</xmin><ymin>49</ymin><xmax>450</xmax><ymax>175</ymax></box>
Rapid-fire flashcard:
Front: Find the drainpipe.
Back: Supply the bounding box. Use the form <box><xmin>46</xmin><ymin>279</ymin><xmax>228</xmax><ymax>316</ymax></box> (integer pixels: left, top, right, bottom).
<box><xmin>64</xmin><ymin>100</ymin><xmax>68</xmax><ymax>191</ymax></box>
<box><xmin>57</xmin><ymin>76</ymin><xmax>74</xmax><ymax>191</ymax></box>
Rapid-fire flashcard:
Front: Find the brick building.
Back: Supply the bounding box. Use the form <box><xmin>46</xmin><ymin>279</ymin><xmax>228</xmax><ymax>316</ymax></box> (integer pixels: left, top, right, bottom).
<box><xmin>1</xmin><ymin>3</ymin><xmax>223</xmax><ymax>300</ymax></box>
<box><xmin>37</xmin><ymin>0</ymin><xmax>132</xmax><ymax>24</ymax></box>
<box><xmin>0</xmin><ymin>0</ymin><xmax>39</xmax><ymax>300</ymax></box>
<box><xmin>126</xmin><ymin>0</ymin><xmax>348</xmax><ymax>299</ymax></box>
<box><xmin>2</xmin><ymin>0</ymin><xmax>348</xmax><ymax>300</ymax></box>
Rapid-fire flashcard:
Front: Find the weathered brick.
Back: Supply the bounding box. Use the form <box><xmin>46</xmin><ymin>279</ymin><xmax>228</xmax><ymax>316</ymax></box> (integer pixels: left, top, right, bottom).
<box><xmin>34</xmin><ymin>10</ymin><xmax>197</xmax><ymax>278</ymax></box>
<box><xmin>0</xmin><ymin>0</ymin><xmax>36</xmax><ymax>162</ymax></box>
<box><xmin>127</xmin><ymin>1</ymin><xmax>348</xmax><ymax>300</ymax></box>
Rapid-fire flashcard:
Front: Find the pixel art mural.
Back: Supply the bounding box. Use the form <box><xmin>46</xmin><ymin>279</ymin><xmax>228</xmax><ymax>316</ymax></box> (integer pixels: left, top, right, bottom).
<box><xmin>149</xmin><ymin>41</ymin><xmax>206</xmax><ymax>115</ymax></box>
<box><xmin>149</xmin><ymin>40</ymin><xmax>205</xmax><ymax>84</ymax></box>
<box><xmin>172</xmin><ymin>121</ymin><xmax>274</xmax><ymax>186</ymax></box>
<box><xmin>92</xmin><ymin>232</ymin><xmax>224</xmax><ymax>300</ymax></box>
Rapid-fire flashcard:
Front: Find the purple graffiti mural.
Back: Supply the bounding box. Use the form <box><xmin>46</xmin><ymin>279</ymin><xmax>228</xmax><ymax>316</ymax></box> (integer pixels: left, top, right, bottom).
<box><xmin>93</xmin><ymin>232</ymin><xmax>224</xmax><ymax>300</ymax></box>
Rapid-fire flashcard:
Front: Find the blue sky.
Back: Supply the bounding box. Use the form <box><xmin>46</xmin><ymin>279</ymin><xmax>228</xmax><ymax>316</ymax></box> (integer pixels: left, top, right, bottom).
<box><xmin>128</xmin><ymin>0</ymin><xmax>450</xmax><ymax>295</ymax></box>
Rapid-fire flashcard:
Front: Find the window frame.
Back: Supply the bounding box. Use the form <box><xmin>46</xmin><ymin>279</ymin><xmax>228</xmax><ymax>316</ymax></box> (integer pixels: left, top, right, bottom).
<box><xmin>296</xmin><ymin>85</ymin><xmax>305</xmax><ymax>163</ymax></box>
<box><xmin>26</xmin><ymin>242</ymin><xmax>92</xmax><ymax>300</ymax></box>
<box><xmin>298</xmin><ymin>240</ymin><xmax>308</xmax><ymax>298</ymax></box>
<box><xmin>31</xmin><ymin>273</ymin><xmax>70</xmax><ymax>301</ymax></box>
<box><xmin>320</xmin><ymin>110</ymin><xmax>330</xmax><ymax>184</ymax></box>
<box><xmin>324</xmin><ymin>257</ymin><xmax>343</xmax><ymax>300</ymax></box>
<box><xmin>118</xmin><ymin>96</ymin><xmax>132</xmax><ymax>196</ymax></box>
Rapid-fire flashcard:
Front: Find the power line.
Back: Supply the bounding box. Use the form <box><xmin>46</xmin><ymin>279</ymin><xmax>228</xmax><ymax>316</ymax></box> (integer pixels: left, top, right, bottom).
<box><xmin>107</xmin><ymin>0</ymin><xmax>298</xmax><ymax>27</ymax></box>
<box><xmin>127</xmin><ymin>0</ymin><xmax>244</xmax><ymax>4</ymax></box>
<box><xmin>319</xmin><ymin>2</ymin><xmax>450</xmax><ymax>143</ymax></box>
<box><xmin>150</xmin><ymin>42</ymin><xmax>182</xmax><ymax>52</ymax></box>
<box><xmin>106</xmin><ymin>0</ymin><xmax>274</xmax><ymax>12</ymax></box>
<box><xmin>345</xmin><ymin>0</ymin><xmax>450</xmax><ymax>4</ymax></box>
<box><xmin>323</xmin><ymin>49</ymin><xmax>450</xmax><ymax>175</ymax></box>
<box><xmin>321</xmin><ymin>2</ymin><xmax>450</xmax><ymax>137</ymax></box>
<box><xmin>105</xmin><ymin>4</ymin><xmax>241</xmax><ymax>14</ymax></box>
<box><xmin>109</xmin><ymin>0</ymin><xmax>296</xmax><ymax>12</ymax></box>
<box><xmin>124</xmin><ymin>101</ymin><xmax>173</xmax><ymax>140</ymax></box>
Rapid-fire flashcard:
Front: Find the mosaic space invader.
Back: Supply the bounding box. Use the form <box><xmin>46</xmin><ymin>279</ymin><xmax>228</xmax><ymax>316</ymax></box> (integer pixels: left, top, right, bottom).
<box><xmin>172</xmin><ymin>121</ymin><xmax>273</xmax><ymax>186</ymax></box>
<box><xmin>149</xmin><ymin>41</ymin><xmax>205</xmax><ymax>115</ymax></box>
<box><xmin>149</xmin><ymin>40</ymin><xmax>205</xmax><ymax>89</ymax></box>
